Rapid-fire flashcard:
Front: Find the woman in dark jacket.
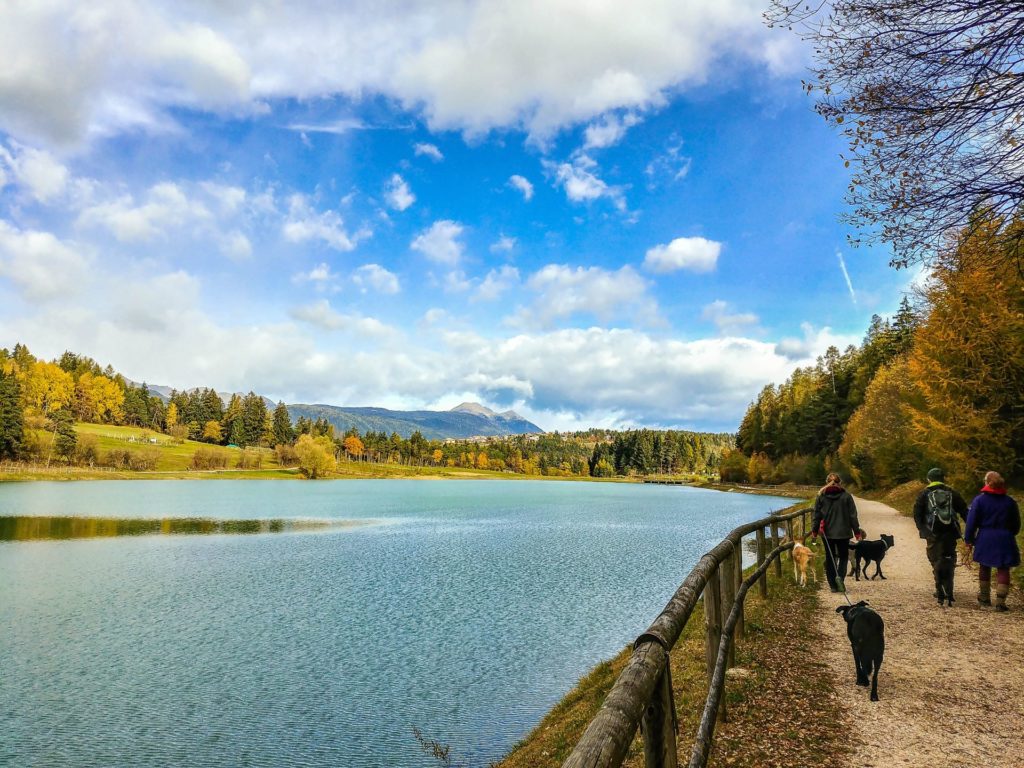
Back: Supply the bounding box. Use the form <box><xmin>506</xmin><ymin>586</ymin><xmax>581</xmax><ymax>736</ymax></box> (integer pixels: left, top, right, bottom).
<box><xmin>809</xmin><ymin>473</ymin><xmax>862</xmax><ymax>593</ymax></box>
<box><xmin>965</xmin><ymin>471</ymin><xmax>1021</xmax><ymax>612</ymax></box>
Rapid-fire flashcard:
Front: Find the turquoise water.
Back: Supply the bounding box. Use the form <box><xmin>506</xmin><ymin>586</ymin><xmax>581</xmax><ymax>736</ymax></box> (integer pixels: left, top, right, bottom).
<box><xmin>0</xmin><ymin>480</ymin><xmax>790</xmax><ymax>767</ymax></box>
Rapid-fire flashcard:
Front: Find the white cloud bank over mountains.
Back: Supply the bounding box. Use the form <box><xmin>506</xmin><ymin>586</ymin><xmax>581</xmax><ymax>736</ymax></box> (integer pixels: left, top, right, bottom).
<box><xmin>0</xmin><ymin>0</ymin><xmax>802</xmax><ymax>146</ymax></box>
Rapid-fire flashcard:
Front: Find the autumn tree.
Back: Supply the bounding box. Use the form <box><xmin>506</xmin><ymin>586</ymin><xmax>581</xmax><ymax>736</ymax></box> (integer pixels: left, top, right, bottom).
<box><xmin>73</xmin><ymin>372</ymin><xmax>125</xmax><ymax>422</ymax></box>
<box><xmin>202</xmin><ymin>420</ymin><xmax>224</xmax><ymax>443</ymax></box>
<box><xmin>768</xmin><ymin>0</ymin><xmax>1024</xmax><ymax>269</ymax></box>
<box><xmin>24</xmin><ymin>361</ymin><xmax>74</xmax><ymax>417</ymax></box>
<box><xmin>295</xmin><ymin>434</ymin><xmax>337</xmax><ymax>479</ymax></box>
<box><xmin>905</xmin><ymin>220</ymin><xmax>1024</xmax><ymax>488</ymax></box>
<box><xmin>343</xmin><ymin>435</ymin><xmax>364</xmax><ymax>460</ymax></box>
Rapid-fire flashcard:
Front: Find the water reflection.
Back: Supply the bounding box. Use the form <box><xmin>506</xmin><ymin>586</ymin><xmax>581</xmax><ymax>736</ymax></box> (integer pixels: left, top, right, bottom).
<box><xmin>0</xmin><ymin>515</ymin><xmax>344</xmax><ymax>541</ymax></box>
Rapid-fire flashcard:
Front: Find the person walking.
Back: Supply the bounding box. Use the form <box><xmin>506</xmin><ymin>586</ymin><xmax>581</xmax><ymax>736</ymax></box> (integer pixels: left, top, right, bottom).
<box><xmin>809</xmin><ymin>473</ymin><xmax>862</xmax><ymax>593</ymax></box>
<box><xmin>913</xmin><ymin>467</ymin><xmax>968</xmax><ymax>600</ymax></box>
<box><xmin>965</xmin><ymin>471</ymin><xmax>1021</xmax><ymax>612</ymax></box>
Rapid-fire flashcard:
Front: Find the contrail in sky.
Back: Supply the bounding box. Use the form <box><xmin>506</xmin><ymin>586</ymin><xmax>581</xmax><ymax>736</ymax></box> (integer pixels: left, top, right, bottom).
<box><xmin>836</xmin><ymin>250</ymin><xmax>857</xmax><ymax>306</ymax></box>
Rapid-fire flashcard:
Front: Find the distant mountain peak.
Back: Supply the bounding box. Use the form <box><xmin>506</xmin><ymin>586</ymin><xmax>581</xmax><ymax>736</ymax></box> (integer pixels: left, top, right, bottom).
<box><xmin>450</xmin><ymin>402</ymin><xmax>498</xmax><ymax>417</ymax></box>
<box><xmin>498</xmin><ymin>409</ymin><xmax>524</xmax><ymax>421</ymax></box>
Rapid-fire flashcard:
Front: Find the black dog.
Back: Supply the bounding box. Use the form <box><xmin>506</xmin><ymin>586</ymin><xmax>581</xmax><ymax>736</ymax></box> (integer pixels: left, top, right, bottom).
<box><xmin>848</xmin><ymin>534</ymin><xmax>895</xmax><ymax>580</ymax></box>
<box><xmin>836</xmin><ymin>600</ymin><xmax>885</xmax><ymax>701</ymax></box>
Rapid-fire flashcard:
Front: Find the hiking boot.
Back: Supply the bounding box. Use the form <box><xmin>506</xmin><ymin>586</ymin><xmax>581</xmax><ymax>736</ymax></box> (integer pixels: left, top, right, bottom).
<box><xmin>828</xmin><ymin>584</ymin><xmax>839</xmax><ymax>593</ymax></box>
<box><xmin>995</xmin><ymin>604</ymin><xmax>1009</xmax><ymax>612</ymax></box>
<box><xmin>978</xmin><ymin>581</ymin><xmax>991</xmax><ymax>606</ymax></box>
<box><xmin>995</xmin><ymin>583</ymin><xmax>1009</xmax><ymax>612</ymax></box>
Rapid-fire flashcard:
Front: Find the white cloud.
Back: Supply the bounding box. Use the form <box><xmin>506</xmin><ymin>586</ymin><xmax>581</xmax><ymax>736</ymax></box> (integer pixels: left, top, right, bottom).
<box><xmin>582</xmin><ymin>112</ymin><xmax>641</xmax><ymax>150</ymax></box>
<box><xmin>289</xmin><ymin>299</ymin><xmax>394</xmax><ymax>337</ymax></box>
<box><xmin>444</xmin><ymin>270</ymin><xmax>473</xmax><ymax>293</ymax></box>
<box><xmin>0</xmin><ymin>220</ymin><xmax>90</xmax><ymax>301</ymax></box>
<box><xmin>0</xmin><ymin>1</ymin><xmax>799</xmax><ymax>147</ymax></box>
<box><xmin>219</xmin><ymin>230</ymin><xmax>252</xmax><ymax>261</ymax></box>
<box><xmin>545</xmin><ymin>155</ymin><xmax>625</xmax><ymax>210</ymax></box>
<box><xmin>384</xmin><ymin>173</ymin><xmax>415</xmax><ymax>211</ymax></box>
<box><xmin>286</xmin><ymin>118</ymin><xmax>364</xmax><ymax>135</ymax></box>
<box><xmin>77</xmin><ymin>182</ymin><xmax>211</xmax><ymax>242</ymax></box>
<box><xmin>644</xmin><ymin>236</ymin><xmax>721</xmax><ymax>274</ymax></box>
<box><xmin>490</xmin><ymin>235</ymin><xmax>516</xmax><ymax>254</ymax></box>
<box><xmin>508</xmin><ymin>174</ymin><xmax>534</xmax><ymax>201</ymax></box>
<box><xmin>0</xmin><ymin>142</ymin><xmax>69</xmax><ymax>203</ymax></box>
<box><xmin>411</xmin><ymin>220</ymin><xmax>465</xmax><ymax>265</ymax></box>
<box><xmin>283</xmin><ymin>194</ymin><xmax>367</xmax><ymax>251</ymax></box>
<box><xmin>774</xmin><ymin>322</ymin><xmax>861</xmax><ymax>361</ymax></box>
<box><xmin>200</xmin><ymin>182</ymin><xmax>246</xmax><ymax>214</ymax></box>
<box><xmin>645</xmin><ymin>138</ymin><xmax>691</xmax><ymax>187</ymax></box>
<box><xmin>515</xmin><ymin>264</ymin><xmax>656</xmax><ymax>327</ymax></box>
<box><xmin>701</xmin><ymin>300</ymin><xmax>759</xmax><ymax>335</ymax></box>
<box><xmin>475</xmin><ymin>265</ymin><xmax>520</xmax><ymax>302</ymax></box>
<box><xmin>414</xmin><ymin>142</ymin><xmax>443</xmax><ymax>161</ymax></box>
<box><xmin>292</xmin><ymin>262</ymin><xmax>339</xmax><ymax>286</ymax></box>
<box><xmin>353</xmin><ymin>263</ymin><xmax>400</xmax><ymax>294</ymax></box>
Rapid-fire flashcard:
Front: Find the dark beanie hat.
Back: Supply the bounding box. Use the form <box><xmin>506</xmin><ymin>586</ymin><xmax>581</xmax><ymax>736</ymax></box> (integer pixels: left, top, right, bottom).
<box><xmin>927</xmin><ymin>467</ymin><xmax>944</xmax><ymax>482</ymax></box>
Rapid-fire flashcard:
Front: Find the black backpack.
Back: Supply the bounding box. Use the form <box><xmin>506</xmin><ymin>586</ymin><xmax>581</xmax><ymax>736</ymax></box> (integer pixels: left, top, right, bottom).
<box><xmin>927</xmin><ymin>487</ymin><xmax>955</xmax><ymax>531</ymax></box>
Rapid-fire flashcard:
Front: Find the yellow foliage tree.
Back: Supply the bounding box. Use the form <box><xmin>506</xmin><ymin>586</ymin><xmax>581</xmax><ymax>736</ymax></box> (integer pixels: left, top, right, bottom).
<box><xmin>24</xmin><ymin>361</ymin><xmax>73</xmax><ymax>416</ymax></box>
<box><xmin>165</xmin><ymin>402</ymin><xmax>178</xmax><ymax>429</ymax></box>
<box><xmin>839</xmin><ymin>357</ymin><xmax>925</xmax><ymax>488</ymax></box>
<box><xmin>295</xmin><ymin>434</ymin><xmax>337</xmax><ymax>479</ymax></box>
<box><xmin>74</xmin><ymin>373</ymin><xmax>125</xmax><ymax>422</ymax></box>
<box><xmin>905</xmin><ymin>220</ymin><xmax>1024</xmax><ymax>489</ymax></box>
<box><xmin>202</xmin><ymin>420</ymin><xmax>223</xmax><ymax>443</ymax></box>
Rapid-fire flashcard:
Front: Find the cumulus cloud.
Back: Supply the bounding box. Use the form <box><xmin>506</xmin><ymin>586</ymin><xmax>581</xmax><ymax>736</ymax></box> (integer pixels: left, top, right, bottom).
<box><xmin>701</xmin><ymin>300</ymin><xmax>759</xmax><ymax>335</ymax></box>
<box><xmin>644</xmin><ymin>236</ymin><xmax>721</xmax><ymax>274</ymax></box>
<box><xmin>384</xmin><ymin>173</ymin><xmax>415</xmax><ymax>211</ymax></box>
<box><xmin>200</xmin><ymin>182</ymin><xmax>247</xmax><ymax>214</ymax></box>
<box><xmin>490</xmin><ymin>235</ymin><xmax>516</xmax><ymax>254</ymax></box>
<box><xmin>218</xmin><ymin>230</ymin><xmax>252</xmax><ymax>261</ymax></box>
<box><xmin>0</xmin><ymin>1</ymin><xmax>801</xmax><ymax>147</ymax></box>
<box><xmin>545</xmin><ymin>155</ymin><xmax>625</xmax><ymax>210</ymax></box>
<box><xmin>774</xmin><ymin>322</ymin><xmax>861</xmax><ymax>361</ymax></box>
<box><xmin>0</xmin><ymin>220</ymin><xmax>90</xmax><ymax>301</ymax></box>
<box><xmin>292</xmin><ymin>262</ymin><xmax>339</xmax><ymax>286</ymax></box>
<box><xmin>0</xmin><ymin>142</ymin><xmax>69</xmax><ymax>202</ymax></box>
<box><xmin>582</xmin><ymin>112</ymin><xmax>641</xmax><ymax>150</ymax></box>
<box><xmin>290</xmin><ymin>299</ymin><xmax>393</xmax><ymax>337</ymax></box>
<box><xmin>353</xmin><ymin>263</ymin><xmax>400</xmax><ymax>294</ymax></box>
<box><xmin>413</xmin><ymin>142</ymin><xmax>443</xmax><ymax>161</ymax></box>
<box><xmin>411</xmin><ymin>220</ymin><xmax>465</xmax><ymax>265</ymax></box>
<box><xmin>77</xmin><ymin>182</ymin><xmax>211</xmax><ymax>242</ymax></box>
<box><xmin>475</xmin><ymin>265</ymin><xmax>520</xmax><ymax>302</ymax></box>
<box><xmin>514</xmin><ymin>264</ymin><xmax>656</xmax><ymax>327</ymax></box>
<box><xmin>283</xmin><ymin>194</ymin><xmax>367</xmax><ymax>251</ymax></box>
<box><xmin>508</xmin><ymin>174</ymin><xmax>534</xmax><ymax>201</ymax></box>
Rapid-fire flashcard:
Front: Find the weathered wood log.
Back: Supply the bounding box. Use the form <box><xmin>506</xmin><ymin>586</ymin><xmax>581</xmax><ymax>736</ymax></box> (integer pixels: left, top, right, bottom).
<box><xmin>703</xmin><ymin>570</ymin><xmax>725</xmax><ymax>722</ymax></box>
<box><xmin>641</xmin><ymin>660</ymin><xmax>678</xmax><ymax>768</ymax></box>
<box><xmin>719</xmin><ymin>551</ymin><xmax>736</xmax><ymax>667</ymax></box>
<box><xmin>733</xmin><ymin>546</ymin><xmax>744</xmax><ymax>639</ymax></box>
<box><xmin>771</xmin><ymin>521</ymin><xmax>782</xmax><ymax>578</ymax></box>
<box><xmin>756</xmin><ymin>527</ymin><xmax>767</xmax><ymax>598</ymax></box>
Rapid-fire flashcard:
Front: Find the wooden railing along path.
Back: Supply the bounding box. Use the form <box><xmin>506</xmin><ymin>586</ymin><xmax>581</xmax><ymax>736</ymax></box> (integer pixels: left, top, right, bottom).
<box><xmin>563</xmin><ymin>506</ymin><xmax>811</xmax><ymax>768</ymax></box>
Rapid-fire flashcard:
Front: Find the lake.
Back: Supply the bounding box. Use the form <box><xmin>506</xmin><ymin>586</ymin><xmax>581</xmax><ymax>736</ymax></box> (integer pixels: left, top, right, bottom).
<box><xmin>0</xmin><ymin>480</ymin><xmax>792</xmax><ymax>767</ymax></box>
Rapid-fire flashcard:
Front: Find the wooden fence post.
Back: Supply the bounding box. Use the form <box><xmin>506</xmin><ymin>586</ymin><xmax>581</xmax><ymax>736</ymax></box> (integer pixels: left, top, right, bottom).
<box><xmin>801</xmin><ymin>509</ymin><xmax>808</xmax><ymax>538</ymax></box>
<box><xmin>642</xmin><ymin>663</ymin><xmax>678</xmax><ymax>768</ymax></box>
<box><xmin>719</xmin><ymin>552</ymin><xmax>736</xmax><ymax>668</ymax></box>
<box><xmin>733</xmin><ymin>545</ymin><xmax>745</xmax><ymax>639</ymax></box>
<box><xmin>756</xmin><ymin>527</ymin><xmax>767</xmax><ymax>598</ymax></box>
<box><xmin>704</xmin><ymin>569</ymin><xmax>726</xmax><ymax>721</ymax></box>
<box><xmin>771</xmin><ymin>521</ymin><xmax>782</xmax><ymax>578</ymax></box>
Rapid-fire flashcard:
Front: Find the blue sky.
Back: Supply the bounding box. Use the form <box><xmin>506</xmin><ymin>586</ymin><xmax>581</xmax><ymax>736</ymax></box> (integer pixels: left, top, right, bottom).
<box><xmin>0</xmin><ymin>1</ymin><xmax>912</xmax><ymax>432</ymax></box>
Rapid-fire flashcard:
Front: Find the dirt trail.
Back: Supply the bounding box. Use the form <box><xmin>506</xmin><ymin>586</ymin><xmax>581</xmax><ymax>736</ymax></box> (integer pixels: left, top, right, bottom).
<box><xmin>815</xmin><ymin>497</ymin><xmax>1024</xmax><ymax>768</ymax></box>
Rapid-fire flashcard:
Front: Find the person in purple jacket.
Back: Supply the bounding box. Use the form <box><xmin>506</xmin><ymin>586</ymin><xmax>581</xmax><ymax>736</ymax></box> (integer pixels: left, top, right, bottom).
<box><xmin>965</xmin><ymin>471</ymin><xmax>1021</xmax><ymax>612</ymax></box>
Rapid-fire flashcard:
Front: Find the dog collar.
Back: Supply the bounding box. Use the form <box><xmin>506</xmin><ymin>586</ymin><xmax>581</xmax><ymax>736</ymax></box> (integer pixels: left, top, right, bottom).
<box><xmin>881</xmin><ymin>539</ymin><xmax>890</xmax><ymax>550</ymax></box>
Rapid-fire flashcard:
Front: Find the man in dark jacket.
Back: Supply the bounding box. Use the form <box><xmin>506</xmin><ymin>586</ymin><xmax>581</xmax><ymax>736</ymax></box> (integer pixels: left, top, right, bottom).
<box><xmin>913</xmin><ymin>467</ymin><xmax>968</xmax><ymax>599</ymax></box>
<box><xmin>809</xmin><ymin>473</ymin><xmax>862</xmax><ymax>593</ymax></box>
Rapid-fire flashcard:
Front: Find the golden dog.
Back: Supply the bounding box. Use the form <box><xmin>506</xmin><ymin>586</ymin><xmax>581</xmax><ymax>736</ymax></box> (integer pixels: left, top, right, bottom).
<box><xmin>791</xmin><ymin>538</ymin><xmax>817</xmax><ymax>587</ymax></box>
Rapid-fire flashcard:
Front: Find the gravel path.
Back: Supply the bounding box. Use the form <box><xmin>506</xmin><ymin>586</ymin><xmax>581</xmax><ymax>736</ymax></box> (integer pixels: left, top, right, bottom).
<box><xmin>815</xmin><ymin>497</ymin><xmax>1024</xmax><ymax>768</ymax></box>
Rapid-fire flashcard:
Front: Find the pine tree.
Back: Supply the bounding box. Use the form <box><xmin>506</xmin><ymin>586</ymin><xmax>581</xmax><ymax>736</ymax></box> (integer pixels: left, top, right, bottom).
<box><xmin>0</xmin><ymin>369</ymin><xmax>24</xmax><ymax>460</ymax></box>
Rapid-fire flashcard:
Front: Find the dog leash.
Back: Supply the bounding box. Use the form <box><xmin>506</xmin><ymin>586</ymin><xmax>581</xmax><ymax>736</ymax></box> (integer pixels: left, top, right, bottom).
<box><xmin>818</xmin><ymin>534</ymin><xmax>855</xmax><ymax>607</ymax></box>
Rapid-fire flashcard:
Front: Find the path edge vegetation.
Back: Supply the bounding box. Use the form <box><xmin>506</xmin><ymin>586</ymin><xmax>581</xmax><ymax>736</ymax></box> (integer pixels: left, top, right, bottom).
<box><xmin>495</xmin><ymin>499</ymin><xmax>851</xmax><ymax>768</ymax></box>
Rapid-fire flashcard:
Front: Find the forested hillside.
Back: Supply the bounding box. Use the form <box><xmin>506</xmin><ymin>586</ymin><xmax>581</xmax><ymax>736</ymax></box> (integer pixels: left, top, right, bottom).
<box><xmin>729</xmin><ymin>219</ymin><xmax>1024</xmax><ymax>495</ymax></box>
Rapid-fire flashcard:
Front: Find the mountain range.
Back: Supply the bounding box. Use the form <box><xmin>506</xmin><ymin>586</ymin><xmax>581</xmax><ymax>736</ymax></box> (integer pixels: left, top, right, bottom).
<box><xmin>138</xmin><ymin>383</ymin><xmax>544</xmax><ymax>439</ymax></box>
<box><xmin>286</xmin><ymin>402</ymin><xmax>543</xmax><ymax>440</ymax></box>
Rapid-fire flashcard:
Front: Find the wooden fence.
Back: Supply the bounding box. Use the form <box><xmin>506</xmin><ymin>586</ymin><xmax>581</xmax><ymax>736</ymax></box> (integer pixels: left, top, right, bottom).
<box><xmin>563</xmin><ymin>505</ymin><xmax>811</xmax><ymax>768</ymax></box>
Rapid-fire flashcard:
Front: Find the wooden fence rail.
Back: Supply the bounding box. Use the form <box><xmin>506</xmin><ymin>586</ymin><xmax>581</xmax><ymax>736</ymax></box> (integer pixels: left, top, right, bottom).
<box><xmin>563</xmin><ymin>506</ymin><xmax>810</xmax><ymax>768</ymax></box>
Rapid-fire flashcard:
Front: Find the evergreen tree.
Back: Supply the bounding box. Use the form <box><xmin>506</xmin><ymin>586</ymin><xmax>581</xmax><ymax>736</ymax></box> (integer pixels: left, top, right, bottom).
<box><xmin>0</xmin><ymin>369</ymin><xmax>24</xmax><ymax>460</ymax></box>
<box><xmin>52</xmin><ymin>409</ymin><xmax>77</xmax><ymax>463</ymax></box>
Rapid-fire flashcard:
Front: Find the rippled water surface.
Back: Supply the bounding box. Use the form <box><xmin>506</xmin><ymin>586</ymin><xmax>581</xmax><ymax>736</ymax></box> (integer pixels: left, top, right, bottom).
<box><xmin>0</xmin><ymin>480</ymin><xmax>791</xmax><ymax>767</ymax></box>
